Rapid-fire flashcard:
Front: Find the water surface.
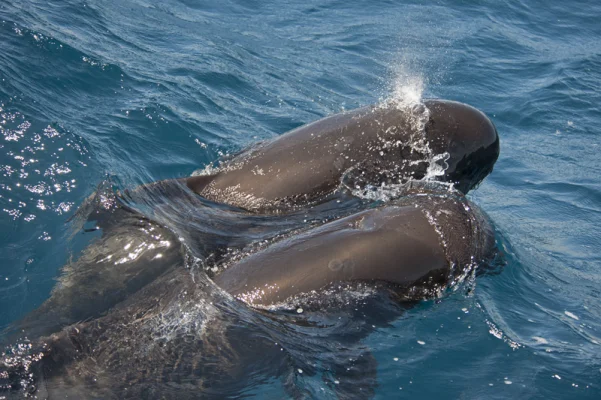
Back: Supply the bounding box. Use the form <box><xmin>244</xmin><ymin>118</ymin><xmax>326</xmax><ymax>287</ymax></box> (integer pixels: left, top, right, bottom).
<box><xmin>1</xmin><ymin>0</ymin><xmax>600</xmax><ymax>398</ymax></box>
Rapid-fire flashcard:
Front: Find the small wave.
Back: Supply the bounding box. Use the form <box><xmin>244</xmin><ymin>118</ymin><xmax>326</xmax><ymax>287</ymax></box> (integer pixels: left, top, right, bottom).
<box><xmin>0</xmin><ymin>276</ymin><xmax>26</xmax><ymax>293</ymax></box>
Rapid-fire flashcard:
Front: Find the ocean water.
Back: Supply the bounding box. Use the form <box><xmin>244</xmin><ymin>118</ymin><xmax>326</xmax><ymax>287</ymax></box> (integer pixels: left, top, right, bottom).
<box><xmin>1</xmin><ymin>0</ymin><xmax>600</xmax><ymax>398</ymax></box>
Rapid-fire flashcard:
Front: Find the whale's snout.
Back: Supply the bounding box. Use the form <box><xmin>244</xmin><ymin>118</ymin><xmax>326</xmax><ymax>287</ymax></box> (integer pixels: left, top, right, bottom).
<box><xmin>423</xmin><ymin>100</ymin><xmax>500</xmax><ymax>193</ymax></box>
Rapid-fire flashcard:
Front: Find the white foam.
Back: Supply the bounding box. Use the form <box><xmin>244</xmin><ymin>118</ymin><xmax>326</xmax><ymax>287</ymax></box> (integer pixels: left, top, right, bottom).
<box><xmin>424</xmin><ymin>152</ymin><xmax>450</xmax><ymax>180</ymax></box>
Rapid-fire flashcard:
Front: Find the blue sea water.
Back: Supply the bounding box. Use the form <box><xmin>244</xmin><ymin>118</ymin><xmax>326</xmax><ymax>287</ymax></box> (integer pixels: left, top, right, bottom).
<box><xmin>1</xmin><ymin>0</ymin><xmax>600</xmax><ymax>398</ymax></box>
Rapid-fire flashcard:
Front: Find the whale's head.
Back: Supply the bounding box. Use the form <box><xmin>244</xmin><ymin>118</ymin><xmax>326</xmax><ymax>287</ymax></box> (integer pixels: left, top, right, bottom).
<box><xmin>423</xmin><ymin>100</ymin><xmax>500</xmax><ymax>193</ymax></box>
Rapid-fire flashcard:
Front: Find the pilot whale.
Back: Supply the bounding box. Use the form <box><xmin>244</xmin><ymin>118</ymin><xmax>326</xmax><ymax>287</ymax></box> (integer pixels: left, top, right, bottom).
<box><xmin>185</xmin><ymin>99</ymin><xmax>499</xmax><ymax>212</ymax></box>
<box><xmin>214</xmin><ymin>184</ymin><xmax>496</xmax><ymax>306</ymax></box>
<box><xmin>1</xmin><ymin>184</ymin><xmax>498</xmax><ymax>399</ymax></box>
<box><xmin>1</xmin><ymin>99</ymin><xmax>500</xmax><ymax>398</ymax></box>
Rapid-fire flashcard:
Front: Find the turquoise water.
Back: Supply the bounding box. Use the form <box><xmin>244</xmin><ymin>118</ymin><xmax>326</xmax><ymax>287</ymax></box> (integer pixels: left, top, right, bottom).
<box><xmin>1</xmin><ymin>0</ymin><xmax>600</xmax><ymax>398</ymax></box>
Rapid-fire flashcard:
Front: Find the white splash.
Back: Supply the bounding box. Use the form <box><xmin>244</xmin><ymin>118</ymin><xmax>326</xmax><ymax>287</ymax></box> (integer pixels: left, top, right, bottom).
<box><xmin>388</xmin><ymin>65</ymin><xmax>425</xmax><ymax>109</ymax></box>
<box><xmin>424</xmin><ymin>152</ymin><xmax>450</xmax><ymax>181</ymax></box>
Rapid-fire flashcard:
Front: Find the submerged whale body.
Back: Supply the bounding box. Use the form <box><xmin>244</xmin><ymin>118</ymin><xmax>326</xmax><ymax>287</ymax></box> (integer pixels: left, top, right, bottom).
<box><xmin>1</xmin><ymin>99</ymin><xmax>501</xmax><ymax>398</ymax></box>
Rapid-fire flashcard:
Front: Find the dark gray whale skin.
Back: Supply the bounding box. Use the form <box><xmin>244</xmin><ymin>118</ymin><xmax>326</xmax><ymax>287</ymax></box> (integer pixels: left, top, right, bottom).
<box><xmin>1</xmin><ymin>100</ymin><xmax>500</xmax><ymax>399</ymax></box>
<box><xmin>187</xmin><ymin>99</ymin><xmax>499</xmax><ymax>211</ymax></box>
<box><xmin>215</xmin><ymin>186</ymin><xmax>496</xmax><ymax>307</ymax></box>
